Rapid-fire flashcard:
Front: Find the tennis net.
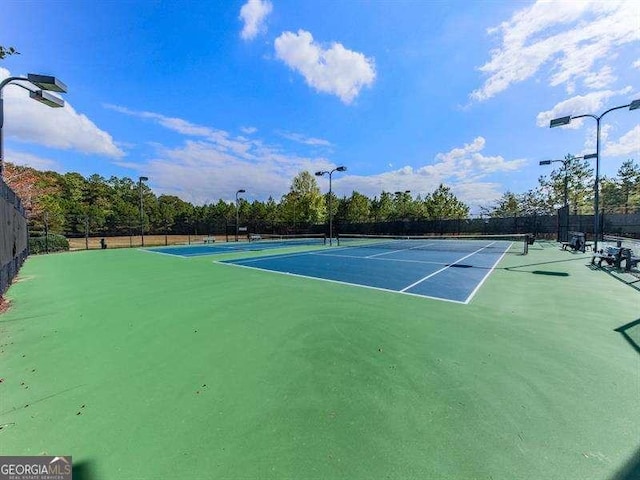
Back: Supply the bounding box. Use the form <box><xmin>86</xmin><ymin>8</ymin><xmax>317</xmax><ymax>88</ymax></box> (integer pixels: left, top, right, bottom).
<box><xmin>336</xmin><ymin>233</ymin><xmax>531</xmax><ymax>254</ymax></box>
<box><xmin>249</xmin><ymin>233</ymin><xmax>327</xmax><ymax>245</ymax></box>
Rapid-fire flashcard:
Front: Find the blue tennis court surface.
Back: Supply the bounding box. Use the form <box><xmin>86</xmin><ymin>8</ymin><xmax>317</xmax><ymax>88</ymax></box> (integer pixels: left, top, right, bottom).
<box><xmin>145</xmin><ymin>238</ymin><xmax>325</xmax><ymax>257</ymax></box>
<box><xmin>219</xmin><ymin>239</ymin><xmax>517</xmax><ymax>303</ymax></box>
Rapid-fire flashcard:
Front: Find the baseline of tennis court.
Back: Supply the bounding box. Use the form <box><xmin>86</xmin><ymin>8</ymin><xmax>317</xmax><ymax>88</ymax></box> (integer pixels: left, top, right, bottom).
<box><xmin>219</xmin><ymin>239</ymin><xmax>515</xmax><ymax>303</ymax></box>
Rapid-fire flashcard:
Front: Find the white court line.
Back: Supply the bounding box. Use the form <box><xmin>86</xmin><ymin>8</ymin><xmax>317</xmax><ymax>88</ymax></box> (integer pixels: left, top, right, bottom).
<box><xmin>223</xmin><ymin>249</ymin><xmax>322</xmax><ymax>264</ymax></box>
<box><xmin>364</xmin><ymin>242</ymin><xmax>434</xmax><ymax>258</ymax></box>
<box><xmin>400</xmin><ymin>242</ymin><xmax>496</xmax><ymax>292</ymax></box>
<box><xmin>462</xmin><ymin>243</ymin><xmax>512</xmax><ymax>304</ymax></box>
<box><xmin>311</xmin><ymin>251</ymin><xmax>445</xmax><ymax>266</ymax></box>
<box><xmin>216</xmin><ymin>241</ymin><xmax>513</xmax><ymax>304</ymax></box>
<box><xmin>137</xmin><ymin>248</ymin><xmax>191</xmax><ymax>258</ymax></box>
<box><xmin>215</xmin><ymin>261</ymin><xmax>466</xmax><ymax>304</ymax></box>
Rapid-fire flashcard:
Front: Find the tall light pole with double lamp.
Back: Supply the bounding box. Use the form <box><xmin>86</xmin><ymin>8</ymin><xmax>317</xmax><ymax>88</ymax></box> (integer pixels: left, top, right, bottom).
<box><xmin>540</xmin><ymin>155</ymin><xmax>595</xmax><ymax>242</ymax></box>
<box><xmin>1</xmin><ymin>74</ymin><xmax>67</xmax><ymax>178</ymax></box>
<box><xmin>235</xmin><ymin>189</ymin><xmax>245</xmax><ymax>242</ymax></box>
<box><xmin>550</xmin><ymin>98</ymin><xmax>640</xmax><ymax>252</ymax></box>
<box><xmin>139</xmin><ymin>176</ymin><xmax>149</xmax><ymax>246</ymax></box>
<box><xmin>315</xmin><ymin>166</ymin><xmax>347</xmax><ymax>245</ymax></box>
<box><xmin>539</xmin><ymin>154</ymin><xmax>597</xmax><ymax>208</ymax></box>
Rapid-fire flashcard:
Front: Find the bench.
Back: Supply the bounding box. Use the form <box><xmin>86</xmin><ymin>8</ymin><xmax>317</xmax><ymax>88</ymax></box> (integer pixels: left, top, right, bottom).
<box><xmin>562</xmin><ymin>232</ymin><xmax>592</xmax><ymax>253</ymax></box>
<box><xmin>249</xmin><ymin>234</ymin><xmax>262</xmax><ymax>242</ymax></box>
<box><xmin>592</xmin><ymin>246</ymin><xmax>640</xmax><ymax>272</ymax></box>
<box><xmin>203</xmin><ymin>236</ymin><xmax>215</xmax><ymax>244</ymax></box>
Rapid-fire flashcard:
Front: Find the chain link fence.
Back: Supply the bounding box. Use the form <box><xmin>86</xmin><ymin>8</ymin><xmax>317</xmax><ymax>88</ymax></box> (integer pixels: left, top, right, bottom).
<box><xmin>1</xmin><ymin>178</ymin><xmax>28</xmax><ymax>298</ymax></box>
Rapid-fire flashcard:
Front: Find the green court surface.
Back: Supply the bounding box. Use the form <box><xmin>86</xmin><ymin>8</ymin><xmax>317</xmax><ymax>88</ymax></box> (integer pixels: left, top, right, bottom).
<box><xmin>0</xmin><ymin>241</ymin><xmax>638</xmax><ymax>479</ymax></box>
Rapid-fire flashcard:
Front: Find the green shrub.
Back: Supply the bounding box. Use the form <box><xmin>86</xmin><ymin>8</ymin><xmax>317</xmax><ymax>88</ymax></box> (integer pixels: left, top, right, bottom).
<box><xmin>29</xmin><ymin>234</ymin><xmax>69</xmax><ymax>254</ymax></box>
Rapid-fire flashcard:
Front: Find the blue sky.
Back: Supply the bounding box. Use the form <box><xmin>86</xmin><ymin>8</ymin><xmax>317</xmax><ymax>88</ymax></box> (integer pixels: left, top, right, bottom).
<box><xmin>1</xmin><ymin>0</ymin><xmax>639</xmax><ymax>211</ymax></box>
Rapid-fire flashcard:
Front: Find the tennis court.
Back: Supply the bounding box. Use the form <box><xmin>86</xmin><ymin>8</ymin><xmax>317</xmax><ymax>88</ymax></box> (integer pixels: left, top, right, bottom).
<box><xmin>220</xmin><ymin>234</ymin><xmax>526</xmax><ymax>303</ymax></box>
<box><xmin>146</xmin><ymin>234</ymin><xmax>327</xmax><ymax>257</ymax></box>
<box><xmin>1</xmin><ymin>240</ymin><xmax>639</xmax><ymax>479</ymax></box>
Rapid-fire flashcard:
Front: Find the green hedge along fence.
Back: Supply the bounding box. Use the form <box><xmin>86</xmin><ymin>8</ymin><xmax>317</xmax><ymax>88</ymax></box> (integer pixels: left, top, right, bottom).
<box><xmin>28</xmin><ymin>234</ymin><xmax>69</xmax><ymax>255</ymax></box>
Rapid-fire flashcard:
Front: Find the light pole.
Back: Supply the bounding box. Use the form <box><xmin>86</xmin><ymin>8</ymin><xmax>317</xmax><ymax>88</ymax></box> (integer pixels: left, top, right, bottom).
<box><xmin>550</xmin><ymin>98</ymin><xmax>640</xmax><ymax>252</ymax></box>
<box><xmin>315</xmin><ymin>166</ymin><xmax>347</xmax><ymax>245</ymax></box>
<box><xmin>394</xmin><ymin>190</ymin><xmax>411</xmax><ymax>221</ymax></box>
<box><xmin>139</xmin><ymin>176</ymin><xmax>149</xmax><ymax>246</ymax></box>
<box><xmin>1</xmin><ymin>74</ymin><xmax>67</xmax><ymax>177</ymax></box>
<box><xmin>290</xmin><ymin>191</ymin><xmax>299</xmax><ymax>235</ymax></box>
<box><xmin>235</xmin><ymin>189</ymin><xmax>245</xmax><ymax>242</ymax></box>
<box><xmin>539</xmin><ymin>155</ymin><xmax>596</xmax><ymax>208</ymax></box>
<box><xmin>540</xmin><ymin>155</ymin><xmax>594</xmax><ymax>243</ymax></box>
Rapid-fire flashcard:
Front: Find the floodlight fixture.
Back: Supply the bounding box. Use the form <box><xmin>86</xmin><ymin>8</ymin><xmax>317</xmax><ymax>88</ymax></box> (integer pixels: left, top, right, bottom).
<box><xmin>29</xmin><ymin>90</ymin><xmax>65</xmax><ymax>108</ymax></box>
<box><xmin>0</xmin><ymin>72</ymin><xmax>68</xmax><ymax>177</ymax></box>
<box><xmin>26</xmin><ymin>74</ymin><xmax>67</xmax><ymax>93</ymax></box>
<box><xmin>583</xmin><ymin>153</ymin><xmax>598</xmax><ymax>160</ymax></box>
<box><xmin>539</xmin><ymin>158</ymin><xmax>572</xmax><ymax>208</ymax></box>
<box><xmin>629</xmin><ymin>99</ymin><xmax>640</xmax><ymax>111</ymax></box>
<box><xmin>550</xmin><ymin>116</ymin><xmax>572</xmax><ymax>128</ymax></box>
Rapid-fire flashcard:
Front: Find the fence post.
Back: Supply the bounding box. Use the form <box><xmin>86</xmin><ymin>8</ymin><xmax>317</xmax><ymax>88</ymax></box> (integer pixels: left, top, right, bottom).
<box><xmin>44</xmin><ymin>212</ymin><xmax>49</xmax><ymax>254</ymax></box>
<box><xmin>85</xmin><ymin>216</ymin><xmax>89</xmax><ymax>250</ymax></box>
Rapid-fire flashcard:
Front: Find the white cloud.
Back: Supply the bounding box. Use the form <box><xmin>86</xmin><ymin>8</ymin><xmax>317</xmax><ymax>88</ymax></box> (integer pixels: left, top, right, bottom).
<box><xmin>583</xmin><ymin>66</ymin><xmax>617</xmax><ymax>90</ymax></box>
<box><xmin>604</xmin><ymin>124</ymin><xmax>640</xmax><ymax>157</ymax></box>
<box><xmin>536</xmin><ymin>87</ymin><xmax>633</xmax><ymax>128</ymax></box>
<box><xmin>472</xmin><ymin>1</ymin><xmax>640</xmax><ymax>101</ymax></box>
<box><xmin>109</xmin><ymin>105</ymin><xmax>522</xmax><ymax>209</ymax></box>
<box><xmin>143</xmin><ymin>141</ymin><xmax>332</xmax><ymax>204</ymax></box>
<box><xmin>108</xmin><ymin>105</ymin><xmax>335</xmax><ymax>203</ymax></box>
<box><xmin>239</xmin><ymin>0</ymin><xmax>272</xmax><ymax>41</ymax></box>
<box><xmin>274</xmin><ymin>30</ymin><xmax>376</xmax><ymax>104</ymax></box>
<box><xmin>278</xmin><ymin>131</ymin><xmax>333</xmax><ymax>147</ymax></box>
<box><xmin>323</xmin><ymin>137</ymin><xmax>526</xmax><ymax>209</ymax></box>
<box><xmin>106</xmin><ymin>104</ymin><xmax>254</xmax><ymax>156</ymax></box>
<box><xmin>633</xmin><ymin>59</ymin><xmax>640</xmax><ymax>69</ymax></box>
<box><xmin>5</xmin><ymin>150</ymin><xmax>61</xmax><ymax>171</ymax></box>
<box><xmin>1</xmin><ymin>68</ymin><xmax>124</xmax><ymax>158</ymax></box>
<box><xmin>422</xmin><ymin>136</ymin><xmax>525</xmax><ymax>180</ymax></box>
<box><xmin>582</xmin><ymin>123</ymin><xmax>612</xmax><ymax>154</ymax></box>
<box><xmin>240</xmin><ymin>126</ymin><xmax>258</xmax><ymax>134</ymax></box>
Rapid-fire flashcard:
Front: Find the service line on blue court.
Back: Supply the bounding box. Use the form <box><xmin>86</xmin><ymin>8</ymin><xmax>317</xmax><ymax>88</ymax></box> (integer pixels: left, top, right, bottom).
<box><xmin>364</xmin><ymin>242</ymin><xmax>432</xmax><ymax>258</ymax></box>
<box><xmin>310</xmin><ymin>251</ymin><xmax>446</xmax><ymax>266</ymax></box>
<box><xmin>221</xmin><ymin>249</ymin><xmax>323</xmax><ymax>264</ymax></box>
<box><xmin>400</xmin><ymin>242</ymin><xmax>496</xmax><ymax>292</ymax></box>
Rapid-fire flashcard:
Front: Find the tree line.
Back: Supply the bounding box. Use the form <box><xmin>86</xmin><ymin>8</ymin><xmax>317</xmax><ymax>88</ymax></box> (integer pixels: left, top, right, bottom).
<box><xmin>4</xmin><ymin>155</ymin><xmax>639</xmax><ymax>238</ymax></box>
<box><xmin>486</xmin><ymin>155</ymin><xmax>639</xmax><ymax>218</ymax></box>
<box><xmin>4</xmin><ymin>165</ymin><xmax>469</xmax><ymax>237</ymax></box>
